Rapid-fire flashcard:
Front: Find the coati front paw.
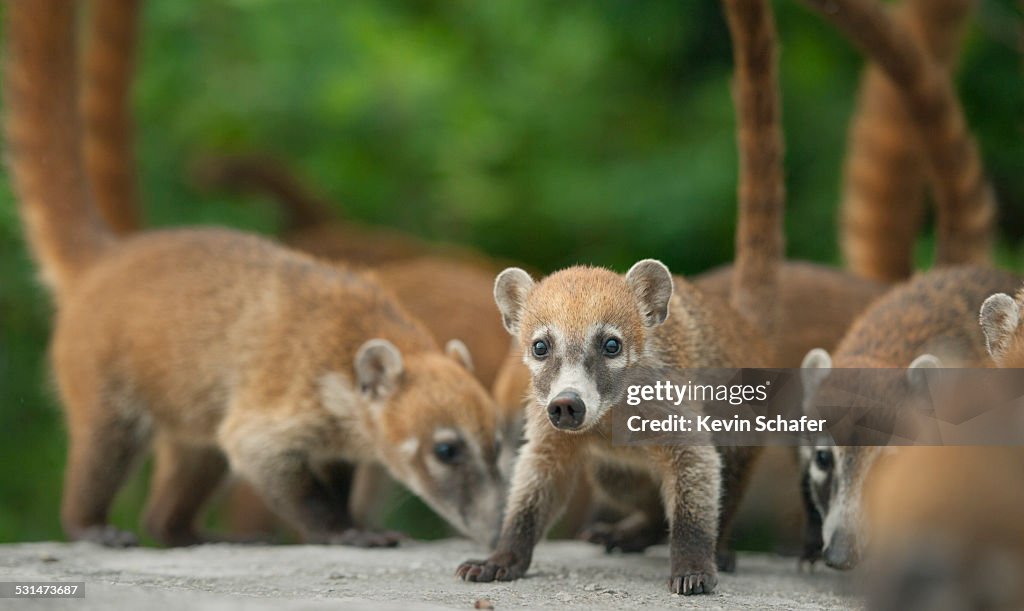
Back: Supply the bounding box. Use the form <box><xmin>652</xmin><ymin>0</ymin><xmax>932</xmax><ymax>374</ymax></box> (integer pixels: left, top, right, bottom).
<box><xmin>580</xmin><ymin>519</ymin><xmax>662</xmax><ymax>553</ymax></box>
<box><xmin>455</xmin><ymin>552</ymin><xmax>527</xmax><ymax>582</ymax></box>
<box><xmin>72</xmin><ymin>525</ymin><xmax>139</xmax><ymax>548</ymax></box>
<box><xmin>669</xmin><ymin>568</ymin><xmax>717</xmax><ymax>596</ymax></box>
<box><xmin>324</xmin><ymin>528</ymin><xmax>404</xmax><ymax>548</ymax></box>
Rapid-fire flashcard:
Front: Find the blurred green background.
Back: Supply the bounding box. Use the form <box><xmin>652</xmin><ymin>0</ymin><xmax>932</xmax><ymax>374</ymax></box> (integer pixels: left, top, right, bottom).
<box><xmin>0</xmin><ymin>0</ymin><xmax>1020</xmax><ymax>544</ymax></box>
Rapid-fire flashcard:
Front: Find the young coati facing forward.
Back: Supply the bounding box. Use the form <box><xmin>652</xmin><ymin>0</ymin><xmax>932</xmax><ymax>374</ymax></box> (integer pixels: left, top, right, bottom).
<box><xmin>456</xmin><ymin>262</ymin><xmax>770</xmax><ymax>595</ymax></box>
<box><xmin>4</xmin><ymin>0</ymin><xmax>505</xmax><ymax>548</ymax></box>
<box><xmin>799</xmin><ymin>266</ymin><xmax>1020</xmax><ymax>570</ymax></box>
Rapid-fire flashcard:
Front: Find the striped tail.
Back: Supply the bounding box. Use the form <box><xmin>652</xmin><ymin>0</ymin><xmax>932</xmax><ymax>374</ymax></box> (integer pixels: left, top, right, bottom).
<box><xmin>190</xmin><ymin>154</ymin><xmax>336</xmax><ymax>231</ymax></box>
<box><xmin>841</xmin><ymin>0</ymin><xmax>977</xmax><ymax>282</ymax></box>
<box><xmin>81</xmin><ymin>0</ymin><xmax>144</xmax><ymax>234</ymax></box>
<box><xmin>4</xmin><ymin>1</ymin><xmax>113</xmax><ymax>298</ymax></box>
<box><xmin>722</xmin><ymin>0</ymin><xmax>786</xmax><ymax>343</ymax></box>
<box><xmin>805</xmin><ymin>0</ymin><xmax>995</xmax><ymax>275</ymax></box>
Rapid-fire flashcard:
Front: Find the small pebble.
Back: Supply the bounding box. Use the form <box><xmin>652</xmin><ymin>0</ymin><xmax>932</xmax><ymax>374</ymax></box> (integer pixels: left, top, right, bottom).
<box><xmin>474</xmin><ymin>598</ymin><xmax>494</xmax><ymax>610</ymax></box>
<box><xmin>39</xmin><ymin>554</ymin><xmax>58</xmax><ymax>563</ymax></box>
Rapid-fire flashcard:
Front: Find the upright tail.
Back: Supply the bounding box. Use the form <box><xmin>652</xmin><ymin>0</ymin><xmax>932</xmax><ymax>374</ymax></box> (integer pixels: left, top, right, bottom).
<box><xmin>841</xmin><ymin>0</ymin><xmax>977</xmax><ymax>282</ymax></box>
<box><xmin>4</xmin><ymin>0</ymin><xmax>113</xmax><ymax>297</ymax></box>
<box><xmin>722</xmin><ymin>0</ymin><xmax>786</xmax><ymax>343</ymax></box>
<box><xmin>804</xmin><ymin>0</ymin><xmax>995</xmax><ymax>271</ymax></box>
<box><xmin>81</xmin><ymin>0</ymin><xmax>144</xmax><ymax>235</ymax></box>
<box><xmin>190</xmin><ymin>154</ymin><xmax>336</xmax><ymax>231</ymax></box>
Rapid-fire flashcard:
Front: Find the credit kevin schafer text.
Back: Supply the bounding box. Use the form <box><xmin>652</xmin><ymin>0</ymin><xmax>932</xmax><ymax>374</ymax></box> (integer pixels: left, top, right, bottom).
<box><xmin>626</xmin><ymin>414</ymin><xmax>826</xmax><ymax>433</ymax></box>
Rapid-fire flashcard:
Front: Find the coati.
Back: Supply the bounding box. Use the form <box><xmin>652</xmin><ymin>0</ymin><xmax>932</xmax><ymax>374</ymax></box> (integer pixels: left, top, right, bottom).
<box><xmin>457</xmin><ymin>0</ymin><xmax>785</xmax><ymax>595</ymax></box>
<box><xmin>840</xmin><ymin>0</ymin><xmax>978</xmax><ymax>282</ymax></box>
<box><xmin>456</xmin><ymin>262</ymin><xmax>770</xmax><ymax>595</ymax></box>
<box><xmin>863</xmin><ymin>447</ymin><xmax>1024</xmax><ymax>611</ymax></box>
<box><xmin>4</xmin><ymin>0</ymin><xmax>506</xmax><ymax>548</ymax></box>
<box><xmin>75</xmin><ymin>4</ymin><xmax>516</xmax><ymax>538</ymax></box>
<box><xmin>799</xmin><ymin>266</ymin><xmax>1020</xmax><ymax>570</ymax></box>
<box><xmin>796</xmin><ymin>0</ymin><xmax>1001</xmax><ymax>571</ymax></box>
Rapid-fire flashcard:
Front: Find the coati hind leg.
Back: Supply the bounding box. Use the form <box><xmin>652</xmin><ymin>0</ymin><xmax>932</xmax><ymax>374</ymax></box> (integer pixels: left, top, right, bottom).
<box><xmin>60</xmin><ymin>399</ymin><xmax>151</xmax><ymax>548</ymax></box>
<box><xmin>580</xmin><ymin>462</ymin><xmax>666</xmax><ymax>553</ymax></box>
<box><xmin>715</xmin><ymin>446</ymin><xmax>763</xmax><ymax>573</ymax></box>
<box><xmin>143</xmin><ymin>436</ymin><xmax>228</xmax><ymax>547</ymax></box>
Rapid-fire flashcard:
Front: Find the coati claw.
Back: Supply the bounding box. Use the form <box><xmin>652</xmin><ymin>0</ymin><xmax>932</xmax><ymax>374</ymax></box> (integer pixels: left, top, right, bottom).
<box><xmin>669</xmin><ymin>572</ymin><xmax>717</xmax><ymax>595</ymax></box>
<box><xmin>456</xmin><ymin>555</ymin><xmax>523</xmax><ymax>582</ymax></box>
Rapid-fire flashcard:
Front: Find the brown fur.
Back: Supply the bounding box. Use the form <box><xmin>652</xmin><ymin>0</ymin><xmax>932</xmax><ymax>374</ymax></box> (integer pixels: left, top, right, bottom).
<box><xmin>82</xmin><ymin>0</ymin><xmax>143</xmax><ymax>234</ymax></box>
<box><xmin>695</xmin><ymin>261</ymin><xmax>885</xmax><ymax>367</ymax></box>
<box><xmin>724</xmin><ymin>0</ymin><xmax>785</xmax><ymax>346</ymax></box>
<box><xmin>864</xmin><ymin>447</ymin><xmax>1024</xmax><ymax>610</ymax></box>
<box><xmin>5</xmin><ymin>2</ymin><xmax>505</xmax><ymax>548</ymax></box>
<box><xmin>458</xmin><ymin>263</ymin><xmax>770</xmax><ymax>595</ymax></box>
<box><xmin>804</xmin><ymin>0</ymin><xmax>995</xmax><ymax>269</ymax></box>
<box><xmin>841</xmin><ymin>0</ymin><xmax>977</xmax><ymax>282</ymax></box>
<box><xmin>4</xmin><ymin>0</ymin><xmax>114</xmax><ymax>295</ymax></box>
<box><xmin>801</xmin><ymin>266</ymin><xmax>1020</xmax><ymax>569</ymax></box>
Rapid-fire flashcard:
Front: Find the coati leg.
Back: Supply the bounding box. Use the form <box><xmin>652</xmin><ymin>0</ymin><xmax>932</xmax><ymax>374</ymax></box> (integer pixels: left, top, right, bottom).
<box><xmin>715</xmin><ymin>446</ymin><xmax>763</xmax><ymax>572</ymax></box>
<box><xmin>60</xmin><ymin>404</ymin><xmax>150</xmax><ymax>547</ymax></box>
<box><xmin>580</xmin><ymin>462</ymin><xmax>666</xmax><ymax>553</ymax></box>
<box><xmin>658</xmin><ymin>445</ymin><xmax>722</xmax><ymax>596</ymax></box>
<box><xmin>220</xmin><ymin>416</ymin><xmax>399</xmax><ymax>548</ymax></box>
<box><xmin>456</xmin><ymin>431</ymin><xmax>582</xmax><ymax>581</ymax></box>
<box><xmin>799</xmin><ymin>466</ymin><xmax>824</xmax><ymax>566</ymax></box>
<box><xmin>143</xmin><ymin>436</ymin><xmax>229</xmax><ymax>547</ymax></box>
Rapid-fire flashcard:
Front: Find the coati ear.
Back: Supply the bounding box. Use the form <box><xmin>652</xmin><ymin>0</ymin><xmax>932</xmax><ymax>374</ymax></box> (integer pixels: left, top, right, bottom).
<box><xmin>625</xmin><ymin>259</ymin><xmax>673</xmax><ymax>327</ymax></box>
<box><xmin>906</xmin><ymin>354</ymin><xmax>941</xmax><ymax>390</ymax></box>
<box><xmin>355</xmin><ymin>339</ymin><xmax>404</xmax><ymax>399</ymax></box>
<box><xmin>979</xmin><ymin>293</ymin><xmax>1020</xmax><ymax>361</ymax></box>
<box><xmin>445</xmin><ymin>339</ymin><xmax>474</xmax><ymax>372</ymax></box>
<box><xmin>800</xmin><ymin>348</ymin><xmax>832</xmax><ymax>394</ymax></box>
<box><xmin>494</xmin><ymin>268</ymin><xmax>535</xmax><ymax>336</ymax></box>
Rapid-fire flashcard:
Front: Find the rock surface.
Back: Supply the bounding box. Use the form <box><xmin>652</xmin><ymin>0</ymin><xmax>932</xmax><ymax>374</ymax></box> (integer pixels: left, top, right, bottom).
<box><xmin>0</xmin><ymin>539</ymin><xmax>860</xmax><ymax>610</ymax></box>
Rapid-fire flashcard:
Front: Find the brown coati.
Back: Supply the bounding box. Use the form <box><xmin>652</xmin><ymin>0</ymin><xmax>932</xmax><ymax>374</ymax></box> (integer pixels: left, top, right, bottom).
<box><xmin>81</xmin><ymin>0</ymin><xmax>144</xmax><ymax>235</ymax></box>
<box><xmin>456</xmin><ymin>262</ymin><xmax>771</xmax><ymax>595</ymax></box>
<box><xmin>4</xmin><ymin>0</ymin><xmax>507</xmax><ymax>549</ymax></box>
<box><xmin>74</xmin><ymin>4</ymin><xmax>517</xmax><ymax>540</ymax></box>
<box><xmin>799</xmin><ymin>266</ymin><xmax>1020</xmax><ymax>570</ymax></box>
<box><xmin>840</xmin><ymin>0</ymin><xmax>978</xmax><ymax>283</ymax></box>
<box><xmin>456</xmin><ymin>0</ymin><xmax>788</xmax><ymax>595</ymax></box>
<box><xmin>863</xmin><ymin>447</ymin><xmax>1024</xmax><ymax>611</ymax></box>
<box><xmin>803</xmin><ymin>0</ymin><xmax>996</xmax><ymax>270</ymax></box>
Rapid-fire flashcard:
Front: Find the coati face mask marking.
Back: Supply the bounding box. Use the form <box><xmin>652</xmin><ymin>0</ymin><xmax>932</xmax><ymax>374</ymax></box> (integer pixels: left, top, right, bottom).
<box><xmin>493</xmin><ymin>261</ymin><xmax>673</xmax><ymax>433</ymax></box>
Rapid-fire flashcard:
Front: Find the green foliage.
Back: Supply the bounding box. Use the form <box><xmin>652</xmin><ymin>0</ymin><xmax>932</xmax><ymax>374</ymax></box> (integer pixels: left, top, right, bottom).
<box><xmin>0</xmin><ymin>0</ymin><xmax>1020</xmax><ymax>546</ymax></box>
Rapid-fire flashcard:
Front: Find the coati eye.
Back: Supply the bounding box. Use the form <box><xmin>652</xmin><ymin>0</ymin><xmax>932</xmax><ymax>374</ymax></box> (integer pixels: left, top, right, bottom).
<box><xmin>814</xmin><ymin>449</ymin><xmax>834</xmax><ymax>471</ymax></box>
<box><xmin>602</xmin><ymin>338</ymin><xmax>622</xmax><ymax>357</ymax></box>
<box><xmin>532</xmin><ymin>340</ymin><xmax>549</xmax><ymax>359</ymax></box>
<box><xmin>433</xmin><ymin>441</ymin><xmax>462</xmax><ymax>464</ymax></box>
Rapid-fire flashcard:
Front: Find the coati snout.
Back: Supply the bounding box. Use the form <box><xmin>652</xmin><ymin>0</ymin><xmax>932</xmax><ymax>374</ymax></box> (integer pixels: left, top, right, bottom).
<box><xmin>547</xmin><ymin>391</ymin><xmax>586</xmax><ymax>430</ymax></box>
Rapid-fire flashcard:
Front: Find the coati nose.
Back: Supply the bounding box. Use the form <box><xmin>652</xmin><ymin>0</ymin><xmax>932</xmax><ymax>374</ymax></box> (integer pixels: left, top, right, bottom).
<box><xmin>823</xmin><ymin>530</ymin><xmax>861</xmax><ymax>570</ymax></box>
<box><xmin>547</xmin><ymin>392</ymin><xmax>586</xmax><ymax>430</ymax></box>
